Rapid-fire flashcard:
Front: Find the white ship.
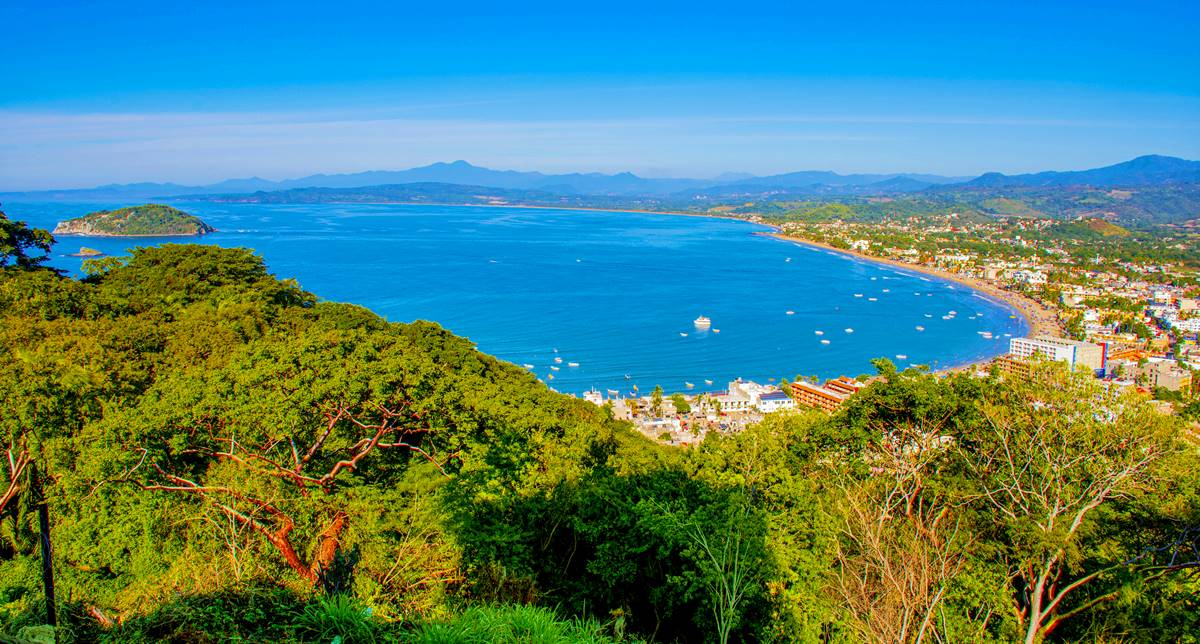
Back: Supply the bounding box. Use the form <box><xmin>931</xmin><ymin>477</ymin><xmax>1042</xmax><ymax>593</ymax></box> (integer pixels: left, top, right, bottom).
<box><xmin>693</xmin><ymin>315</ymin><xmax>712</xmax><ymax>328</ymax></box>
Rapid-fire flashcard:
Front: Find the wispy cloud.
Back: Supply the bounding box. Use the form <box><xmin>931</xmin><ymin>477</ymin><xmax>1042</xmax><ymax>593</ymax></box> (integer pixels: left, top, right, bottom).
<box><xmin>0</xmin><ymin>105</ymin><xmax>1196</xmax><ymax>189</ymax></box>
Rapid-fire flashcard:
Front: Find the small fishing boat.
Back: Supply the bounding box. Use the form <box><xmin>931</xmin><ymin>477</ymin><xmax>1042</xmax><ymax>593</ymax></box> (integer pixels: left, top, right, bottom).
<box><xmin>915</xmin><ymin>325</ymin><xmax>925</xmax><ymax>331</ymax></box>
<box><xmin>554</xmin><ymin>357</ymin><xmax>563</xmax><ymax>363</ymax></box>
<box><xmin>844</xmin><ymin>328</ymin><xmax>854</xmax><ymax>333</ymax></box>
<box><xmin>853</xmin><ymin>293</ymin><xmax>863</xmax><ymax>298</ymax></box>
<box><xmin>924</xmin><ymin>313</ymin><xmax>933</xmax><ymax>318</ymax></box>
<box><xmin>705</xmin><ymin>379</ymin><xmax>714</xmax><ymax>385</ymax></box>
<box><xmin>820</xmin><ymin>339</ymin><xmax>831</xmax><ymax>345</ymax></box>
<box><xmin>868</xmin><ymin>297</ymin><xmax>878</xmax><ymax>302</ymax></box>
<box><xmin>522</xmin><ymin>364</ymin><xmax>534</xmax><ymax>370</ymax></box>
<box><xmin>786</xmin><ymin>310</ymin><xmax>795</xmax><ymax>315</ymax></box>
<box><xmin>550</xmin><ymin>366</ymin><xmax>560</xmax><ymax>371</ymax></box>
<box><xmin>685</xmin><ymin>382</ymin><xmax>695</xmax><ymax>389</ymax></box>
<box><xmin>712</xmin><ymin>329</ymin><xmax>720</xmax><ymax>333</ymax></box>
<box><xmin>896</xmin><ymin>354</ymin><xmax>908</xmax><ymax>360</ymax></box>
<box><xmin>942</xmin><ymin>315</ymin><xmax>953</xmax><ymax>320</ymax></box>
<box><xmin>815</xmin><ymin>330</ymin><xmax>824</xmax><ymax>335</ymax></box>
<box><xmin>882</xmin><ymin>289</ymin><xmax>890</xmax><ymax>293</ymax></box>
<box><xmin>785</xmin><ymin>257</ymin><xmax>792</xmax><ymax>262</ymax></box>
<box><xmin>679</xmin><ymin>332</ymin><xmax>689</xmax><ymax>337</ymax></box>
<box><xmin>568</xmin><ymin>362</ymin><xmax>580</xmax><ymax>367</ymax></box>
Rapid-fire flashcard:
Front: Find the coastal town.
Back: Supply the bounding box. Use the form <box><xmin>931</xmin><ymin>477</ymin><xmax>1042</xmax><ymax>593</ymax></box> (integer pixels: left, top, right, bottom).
<box><xmin>583</xmin><ymin>209</ymin><xmax>1199</xmax><ymax>445</ymax></box>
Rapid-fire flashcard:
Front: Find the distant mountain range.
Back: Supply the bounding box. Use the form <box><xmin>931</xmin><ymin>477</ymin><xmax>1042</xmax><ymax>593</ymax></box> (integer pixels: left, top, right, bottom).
<box><xmin>2</xmin><ymin>155</ymin><xmax>1196</xmax><ymax>203</ymax></box>
<box><xmin>959</xmin><ymin>155</ymin><xmax>1200</xmax><ymax>189</ymax></box>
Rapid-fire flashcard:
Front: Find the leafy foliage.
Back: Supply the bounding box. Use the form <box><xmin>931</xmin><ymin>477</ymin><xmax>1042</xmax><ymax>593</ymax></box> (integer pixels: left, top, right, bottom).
<box><xmin>0</xmin><ymin>209</ymin><xmax>54</xmax><ymax>269</ymax></box>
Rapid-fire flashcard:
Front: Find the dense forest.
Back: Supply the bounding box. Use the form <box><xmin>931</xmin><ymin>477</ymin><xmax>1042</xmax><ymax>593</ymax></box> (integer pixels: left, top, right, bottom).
<box><xmin>1</xmin><ymin>210</ymin><xmax>1198</xmax><ymax>643</ymax></box>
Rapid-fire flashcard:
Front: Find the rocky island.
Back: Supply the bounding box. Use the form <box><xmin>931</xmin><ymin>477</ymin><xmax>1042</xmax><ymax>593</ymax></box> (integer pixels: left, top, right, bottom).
<box><xmin>53</xmin><ymin>204</ymin><xmax>216</xmax><ymax>237</ymax></box>
<box><xmin>67</xmin><ymin>246</ymin><xmax>105</xmax><ymax>257</ymax></box>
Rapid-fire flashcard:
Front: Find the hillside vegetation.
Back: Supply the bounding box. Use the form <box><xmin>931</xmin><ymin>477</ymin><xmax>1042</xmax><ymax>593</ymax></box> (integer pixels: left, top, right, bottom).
<box><xmin>52</xmin><ymin>204</ymin><xmax>215</xmax><ymax>236</ymax></box>
<box><xmin>0</xmin><ymin>211</ymin><xmax>1197</xmax><ymax>642</ymax></box>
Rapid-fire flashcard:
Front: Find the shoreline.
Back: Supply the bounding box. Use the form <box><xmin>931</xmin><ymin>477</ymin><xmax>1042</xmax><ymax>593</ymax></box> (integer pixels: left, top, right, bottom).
<box><xmin>765</xmin><ymin>232</ymin><xmax>1062</xmax><ymax>371</ymax></box>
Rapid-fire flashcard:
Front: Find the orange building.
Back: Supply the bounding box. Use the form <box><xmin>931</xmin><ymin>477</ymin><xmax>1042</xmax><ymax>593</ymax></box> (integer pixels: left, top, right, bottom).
<box><xmin>790</xmin><ymin>377</ymin><xmax>866</xmax><ymax>412</ymax></box>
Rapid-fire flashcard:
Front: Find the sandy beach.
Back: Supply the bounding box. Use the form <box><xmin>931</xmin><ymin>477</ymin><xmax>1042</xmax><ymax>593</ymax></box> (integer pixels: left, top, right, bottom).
<box><xmin>766</xmin><ymin>233</ymin><xmax>1063</xmax><ymax>341</ymax></box>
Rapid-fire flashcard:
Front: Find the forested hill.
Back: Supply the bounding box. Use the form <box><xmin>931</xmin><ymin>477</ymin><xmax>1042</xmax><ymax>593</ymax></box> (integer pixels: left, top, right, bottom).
<box><xmin>0</xmin><ymin>211</ymin><xmax>1197</xmax><ymax>642</ymax></box>
<box><xmin>52</xmin><ymin>204</ymin><xmax>215</xmax><ymax>236</ymax></box>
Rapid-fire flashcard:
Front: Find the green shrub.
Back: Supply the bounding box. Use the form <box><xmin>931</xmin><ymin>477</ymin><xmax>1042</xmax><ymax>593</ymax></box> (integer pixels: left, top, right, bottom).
<box><xmin>295</xmin><ymin>594</ymin><xmax>380</xmax><ymax>644</ymax></box>
<box><xmin>404</xmin><ymin>604</ymin><xmax>625</xmax><ymax>644</ymax></box>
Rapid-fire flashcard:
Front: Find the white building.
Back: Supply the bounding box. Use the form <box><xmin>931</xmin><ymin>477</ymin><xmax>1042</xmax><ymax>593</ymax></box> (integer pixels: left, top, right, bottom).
<box><xmin>756</xmin><ymin>390</ymin><xmax>796</xmax><ymax>413</ymax></box>
<box><xmin>1009</xmin><ymin>336</ymin><xmax>1106</xmax><ymax>372</ymax></box>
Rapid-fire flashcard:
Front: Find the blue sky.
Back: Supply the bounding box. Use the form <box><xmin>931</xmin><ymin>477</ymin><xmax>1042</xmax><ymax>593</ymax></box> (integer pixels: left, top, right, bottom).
<box><xmin>2</xmin><ymin>0</ymin><xmax>1198</xmax><ymax>189</ymax></box>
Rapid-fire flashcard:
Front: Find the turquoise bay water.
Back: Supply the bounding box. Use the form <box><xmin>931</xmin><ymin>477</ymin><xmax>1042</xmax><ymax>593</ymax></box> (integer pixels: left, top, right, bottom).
<box><xmin>9</xmin><ymin>201</ymin><xmax>1027</xmax><ymax>395</ymax></box>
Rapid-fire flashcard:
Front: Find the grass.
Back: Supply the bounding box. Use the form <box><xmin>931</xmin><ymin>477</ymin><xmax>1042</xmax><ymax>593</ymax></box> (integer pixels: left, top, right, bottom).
<box><xmin>404</xmin><ymin>604</ymin><xmax>628</xmax><ymax>644</ymax></box>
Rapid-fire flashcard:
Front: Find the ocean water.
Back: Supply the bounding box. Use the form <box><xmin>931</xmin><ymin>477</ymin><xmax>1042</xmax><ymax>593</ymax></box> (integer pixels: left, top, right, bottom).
<box><xmin>8</xmin><ymin>201</ymin><xmax>1027</xmax><ymax>395</ymax></box>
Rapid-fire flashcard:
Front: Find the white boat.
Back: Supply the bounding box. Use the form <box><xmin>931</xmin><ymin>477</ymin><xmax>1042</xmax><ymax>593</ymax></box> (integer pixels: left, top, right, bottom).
<box><xmin>786</xmin><ymin>310</ymin><xmax>795</xmax><ymax>315</ymax></box>
<box><xmin>625</xmin><ymin>373</ymin><xmax>632</xmax><ymax>379</ymax></box>
<box><xmin>949</xmin><ymin>310</ymin><xmax>957</xmax><ymax>315</ymax></box>
<box><xmin>942</xmin><ymin>315</ymin><xmax>953</xmax><ymax>320</ymax></box>
<box><xmin>607</xmin><ymin>389</ymin><xmax>619</xmax><ymax>396</ymax></box>
<box><xmin>924</xmin><ymin>314</ymin><xmax>933</xmax><ymax>318</ymax></box>
<box><xmin>679</xmin><ymin>332</ymin><xmax>689</xmax><ymax>337</ymax></box>
<box><xmin>844</xmin><ymin>328</ymin><xmax>854</xmax><ymax>333</ymax></box>
<box><xmin>685</xmin><ymin>382</ymin><xmax>695</xmax><ymax>389</ymax></box>
<box><xmin>980</xmin><ymin>332</ymin><xmax>993</xmax><ymax>339</ymax></box>
<box><xmin>694</xmin><ymin>315</ymin><xmax>712</xmax><ymax>328</ymax></box>
<box><xmin>815</xmin><ymin>330</ymin><xmax>824</xmax><ymax>335</ymax></box>
<box><xmin>547</xmin><ymin>374</ymin><xmax>555</xmax><ymax>380</ymax></box>
<box><xmin>853</xmin><ymin>293</ymin><xmax>863</xmax><ymax>298</ymax></box>
<box><xmin>820</xmin><ymin>339</ymin><xmax>831</xmax><ymax>345</ymax></box>
<box><xmin>550</xmin><ymin>366</ymin><xmax>560</xmax><ymax>371</ymax></box>
<box><xmin>785</xmin><ymin>257</ymin><xmax>792</xmax><ymax>262</ymax></box>
<box><xmin>882</xmin><ymin>289</ymin><xmax>890</xmax><ymax>293</ymax></box>
<box><xmin>712</xmin><ymin>329</ymin><xmax>720</xmax><ymax>333</ymax></box>
<box><xmin>868</xmin><ymin>297</ymin><xmax>878</xmax><ymax>302</ymax></box>
<box><xmin>705</xmin><ymin>379</ymin><xmax>714</xmax><ymax>385</ymax></box>
<box><xmin>568</xmin><ymin>362</ymin><xmax>580</xmax><ymax>367</ymax></box>
<box><xmin>522</xmin><ymin>364</ymin><xmax>535</xmax><ymax>370</ymax></box>
<box><xmin>915</xmin><ymin>325</ymin><xmax>925</xmax><ymax>331</ymax></box>
<box><xmin>554</xmin><ymin>357</ymin><xmax>563</xmax><ymax>363</ymax></box>
<box><xmin>896</xmin><ymin>354</ymin><xmax>908</xmax><ymax>360</ymax></box>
